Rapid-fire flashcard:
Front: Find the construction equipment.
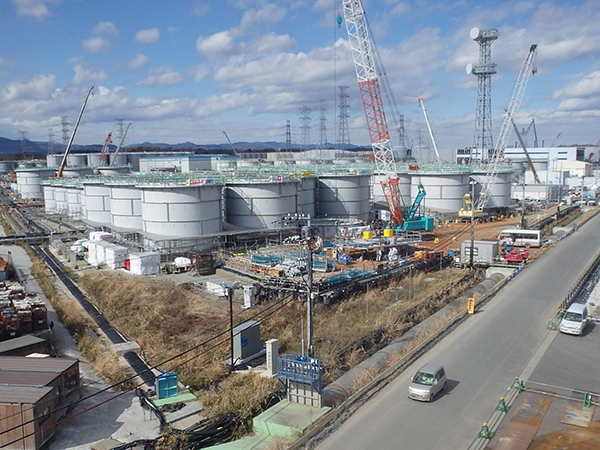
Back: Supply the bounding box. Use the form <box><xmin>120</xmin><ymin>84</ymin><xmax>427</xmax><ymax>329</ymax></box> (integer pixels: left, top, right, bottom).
<box><xmin>57</xmin><ymin>86</ymin><xmax>94</xmax><ymax>179</ymax></box>
<box><xmin>99</xmin><ymin>132</ymin><xmax>113</xmax><ymax>166</ymax></box>
<box><xmin>223</xmin><ymin>131</ymin><xmax>238</xmax><ymax>155</ymax></box>
<box><xmin>509</xmin><ymin>112</ymin><xmax>541</xmax><ymax>184</ymax></box>
<box><xmin>111</xmin><ymin>122</ymin><xmax>132</xmax><ymax>166</ymax></box>
<box><xmin>418</xmin><ymin>97</ymin><xmax>442</xmax><ymax>164</ymax></box>
<box><xmin>459</xmin><ymin>44</ymin><xmax>537</xmax><ymax>218</ymax></box>
<box><xmin>342</xmin><ymin>0</ymin><xmax>404</xmax><ymax>226</ymax></box>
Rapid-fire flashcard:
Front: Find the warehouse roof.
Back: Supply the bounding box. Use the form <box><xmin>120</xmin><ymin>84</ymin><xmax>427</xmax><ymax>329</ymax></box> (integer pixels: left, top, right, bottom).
<box><xmin>0</xmin><ymin>335</ymin><xmax>46</xmax><ymax>355</ymax></box>
<box><xmin>0</xmin><ymin>356</ymin><xmax>78</xmax><ymax>373</ymax></box>
<box><xmin>0</xmin><ymin>385</ymin><xmax>53</xmax><ymax>404</ymax></box>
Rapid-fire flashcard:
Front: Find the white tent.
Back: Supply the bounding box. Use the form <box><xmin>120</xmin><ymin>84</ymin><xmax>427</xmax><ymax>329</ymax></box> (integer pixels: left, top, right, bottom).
<box><xmin>129</xmin><ymin>252</ymin><xmax>161</xmax><ymax>275</ymax></box>
<box><xmin>105</xmin><ymin>245</ymin><xmax>128</xmax><ymax>269</ymax></box>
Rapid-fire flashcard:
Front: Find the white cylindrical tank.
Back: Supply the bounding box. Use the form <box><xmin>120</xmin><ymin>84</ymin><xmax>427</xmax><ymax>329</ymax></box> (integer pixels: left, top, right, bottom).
<box><xmin>109</xmin><ymin>183</ymin><xmax>143</xmax><ymax>231</ymax></box>
<box><xmin>67</xmin><ymin>154</ymin><xmax>87</xmax><ymax>166</ymax></box>
<box><xmin>371</xmin><ymin>173</ymin><xmax>411</xmax><ymax>206</ymax></box>
<box><xmin>98</xmin><ymin>166</ymin><xmax>131</xmax><ymax>176</ymax></box>
<box><xmin>226</xmin><ymin>178</ymin><xmax>298</xmax><ymax>229</ymax></box>
<box><xmin>0</xmin><ymin>161</ymin><xmax>18</xmax><ymax>173</ymax></box>
<box><xmin>65</xmin><ymin>185</ymin><xmax>83</xmax><ymax>220</ymax></box>
<box><xmin>54</xmin><ymin>187</ymin><xmax>68</xmax><ymax>216</ymax></box>
<box><xmin>111</xmin><ymin>153</ymin><xmax>128</xmax><ymax>166</ymax></box>
<box><xmin>318</xmin><ymin>174</ymin><xmax>370</xmax><ymax>221</ymax></box>
<box><xmin>484</xmin><ymin>172</ymin><xmax>512</xmax><ymax>207</ymax></box>
<box><xmin>298</xmin><ymin>176</ymin><xmax>316</xmax><ymax>217</ymax></box>
<box><xmin>141</xmin><ymin>184</ymin><xmax>223</xmax><ymax>237</ymax></box>
<box><xmin>46</xmin><ymin>154</ymin><xmax>61</xmax><ymax>167</ymax></box>
<box><xmin>87</xmin><ymin>153</ymin><xmax>101</xmax><ymax>167</ymax></box>
<box><xmin>15</xmin><ymin>169</ymin><xmax>55</xmax><ymax>200</ymax></box>
<box><xmin>43</xmin><ymin>185</ymin><xmax>56</xmax><ymax>214</ymax></box>
<box><xmin>83</xmin><ymin>183</ymin><xmax>112</xmax><ymax>225</ymax></box>
<box><xmin>238</xmin><ymin>160</ymin><xmax>259</xmax><ymax>167</ymax></box>
<box><xmin>410</xmin><ymin>173</ymin><xmax>470</xmax><ymax>213</ymax></box>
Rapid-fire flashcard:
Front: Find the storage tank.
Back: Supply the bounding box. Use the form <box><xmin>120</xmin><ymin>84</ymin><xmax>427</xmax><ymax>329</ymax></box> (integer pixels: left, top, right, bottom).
<box><xmin>97</xmin><ymin>166</ymin><xmax>131</xmax><ymax>176</ymax></box>
<box><xmin>66</xmin><ymin>154</ymin><xmax>87</xmax><ymax>166</ymax></box>
<box><xmin>54</xmin><ymin>186</ymin><xmax>68</xmax><ymax>216</ymax></box>
<box><xmin>43</xmin><ymin>185</ymin><xmax>56</xmax><ymax>214</ymax></box>
<box><xmin>15</xmin><ymin>169</ymin><xmax>55</xmax><ymax>200</ymax></box>
<box><xmin>111</xmin><ymin>153</ymin><xmax>128</xmax><ymax>166</ymax></box>
<box><xmin>238</xmin><ymin>160</ymin><xmax>260</xmax><ymax>168</ymax></box>
<box><xmin>87</xmin><ymin>153</ymin><xmax>102</xmax><ymax>167</ymax></box>
<box><xmin>298</xmin><ymin>176</ymin><xmax>316</xmax><ymax>217</ymax></box>
<box><xmin>65</xmin><ymin>184</ymin><xmax>83</xmax><ymax>220</ymax></box>
<box><xmin>318</xmin><ymin>174</ymin><xmax>370</xmax><ymax>222</ymax></box>
<box><xmin>483</xmin><ymin>171</ymin><xmax>512</xmax><ymax>207</ymax></box>
<box><xmin>226</xmin><ymin>178</ymin><xmax>298</xmax><ymax>229</ymax></box>
<box><xmin>46</xmin><ymin>154</ymin><xmax>61</xmax><ymax>167</ymax></box>
<box><xmin>83</xmin><ymin>182</ymin><xmax>111</xmax><ymax>225</ymax></box>
<box><xmin>371</xmin><ymin>173</ymin><xmax>411</xmax><ymax>206</ymax></box>
<box><xmin>0</xmin><ymin>161</ymin><xmax>18</xmax><ymax>173</ymax></box>
<box><xmin>140</xmin><ymin>183</ymin><xmax>223</xmax><ymax>237</ymax></box>
<box><xmin>410</xmin><ymin>173</ymin><xmax>470</xmax><ymax>213</ymax></box>
<box><xmin>109</xmin><ymin>183</ymin><xmax>143</xmax><ymax>231</ymax></box>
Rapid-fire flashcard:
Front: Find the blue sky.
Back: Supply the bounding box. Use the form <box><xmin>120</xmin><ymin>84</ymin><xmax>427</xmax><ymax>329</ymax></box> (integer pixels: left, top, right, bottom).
<box><xmin>1</xmin><ymin>0</ymin><xmax>600</xmax><ymax>159</ymax></box>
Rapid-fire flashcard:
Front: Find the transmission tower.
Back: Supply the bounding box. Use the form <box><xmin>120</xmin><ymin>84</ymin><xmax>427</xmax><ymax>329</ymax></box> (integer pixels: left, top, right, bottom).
<box><xmin>61</xmin><ymin>116</ymin><xmax>70</xmax><ymax>150</ymax></box>
<box><xmin>467</xmin><ymin>27</ymin><xmax>498</xmax><ymax>163</ymax></box>
<box><xmin>17</xmin><ymin>130</ymin><xmax>29</xmax><ymax>157</ymax></box>
<box><xmin>299</xmin><ymin>105</ymin><xmax>312</xmax><ymax>150</ymax></box>
<box><xmin>285</xmin><ymin>120</ymin><xmax>292</xmax><ymax>150</ymax></box>
<box><xmin>398</xmin><ymin>114</ymin><xmax>411</xmax><ymax>159</ymax></box>
<box><xmin>115</xmin><ymin>118</ymin><xmax>125</xmax><ymax>142</ymax></box>
<box><xmin>337</xmin><ymin>86</ymin><xmax>351</xmax><ymax>146</ymax></box>
<box><xmin>47</xmin><ymin>129</ymin><xmax>56</xmax><ymax>154</ymax></box>
<box><xmin>318</xmin><ymin>99</ymin><xmax>328</xmax><ymax>151</ymax></box>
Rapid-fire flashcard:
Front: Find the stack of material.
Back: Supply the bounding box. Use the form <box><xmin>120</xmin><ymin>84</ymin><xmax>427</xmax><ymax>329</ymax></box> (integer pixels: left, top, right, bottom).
<box><xmin>129</xmin><ymin>252</ymin><xmax>161</xmax><ymax>275</ymax></box>
<box><xmin>0</xmin><ymin>282</ymin><xmax>47</xmax><ymax>341</ymax></box>
<box><xmin>88</xmin><ymin>241</ymin><xmax>128</xmax><ymax>269</ymax></box>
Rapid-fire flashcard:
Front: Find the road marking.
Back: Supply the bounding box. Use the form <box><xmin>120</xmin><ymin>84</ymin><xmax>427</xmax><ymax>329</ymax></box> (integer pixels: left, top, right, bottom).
<box><xmin>518</xmin><ymin>330</ymin><xmax>557</xmax><ymax>383</ymax></box>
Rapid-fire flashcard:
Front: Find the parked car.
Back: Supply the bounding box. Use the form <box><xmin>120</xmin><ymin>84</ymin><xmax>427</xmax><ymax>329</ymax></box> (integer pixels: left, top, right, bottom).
<box><xmin>408</xmin><ymin>363</ymin><xmax>447</xmax><ymax>402</ymax></box>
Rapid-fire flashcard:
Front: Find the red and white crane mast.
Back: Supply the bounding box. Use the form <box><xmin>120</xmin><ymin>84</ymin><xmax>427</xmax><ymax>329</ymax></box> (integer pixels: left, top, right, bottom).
<box><xmin>343</xmin><ymin>0</ymin><xmax>403</xmax><ymax>226</ymax></box>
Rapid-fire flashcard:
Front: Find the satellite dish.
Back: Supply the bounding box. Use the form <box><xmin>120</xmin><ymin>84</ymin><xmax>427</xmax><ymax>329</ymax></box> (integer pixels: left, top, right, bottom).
<box><xmin>466</xmin><ymin>63</ymin><xmax>473</xmax><ymax>75</ymax></box>
<box><xmin>470</xmin><ymin>27</ymin><xmax>480</xmax><ymax>40</ymax></box>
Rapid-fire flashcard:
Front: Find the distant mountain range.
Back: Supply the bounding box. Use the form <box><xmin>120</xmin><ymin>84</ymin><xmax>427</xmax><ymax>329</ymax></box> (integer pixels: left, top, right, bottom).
<box><xmin>0</xmin><ymin>136</ymin><xmax>362</xmax><ymax>159</ymax></box>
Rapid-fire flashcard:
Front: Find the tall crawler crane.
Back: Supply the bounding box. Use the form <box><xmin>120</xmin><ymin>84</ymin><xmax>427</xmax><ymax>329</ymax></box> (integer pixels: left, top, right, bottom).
<box><xmin>343</xmin><ymin>0</ymin><xmax>403</xmax><ymax>226</ymax></box>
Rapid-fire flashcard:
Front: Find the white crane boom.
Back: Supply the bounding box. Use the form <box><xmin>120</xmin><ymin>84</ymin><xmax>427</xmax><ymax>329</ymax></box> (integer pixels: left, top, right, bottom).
<box><xmin>474</xmin><ymin>44</ymin><xmax>537</xmax><ymax>213</ymax></box>
<box><xmin>57</xmin><ymin>86</ymin><xmax>94</xmax><ymax>178</ymax></box>
<box><xmin>222</xmin><ymin>131</ymin><xmax>238</xmax><ymax>155</ymax></box>
<box><xmin>509</xmin><ymin>112</ymin><xmax>541</xmax><ymax>184</ymax></box>
<box><xmin>343</xmin><ymin>0</ymin><xmax>404</xmax><ymax>225</ymax></box>
<box><xmin>418</xmin><ymin>98</ymin><xmax>441</xmax><ymax>164</ymax></box>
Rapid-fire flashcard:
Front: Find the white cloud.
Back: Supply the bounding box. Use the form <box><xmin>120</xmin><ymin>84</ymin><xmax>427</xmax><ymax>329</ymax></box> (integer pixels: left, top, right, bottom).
<box><xmin>191</xmin><ymin>1</ymin><xmax>210</xmax><ymax>17</ymax></box>
<box><xmin>92</xmin><ymin>21</ymin><xmax>119</xmax><ymax>36</ymax></box>
<box><xmin>11</xmin><ymin>0</ymin><xmax>51</xmax><ymax>20</ymax></box>
<box><xmin>191</xmin><ymin>65</ymin><xmax>210</xmax><ymax>83</ymax></box>
<box><xmin>0</xmin><ymin>74</ymin><xmax>56</xmax><ymax>101</ymax></box>
<box><xmin>83</xmin><ymin>36</ymin><xmax>110</xmax><ymax>54</ymax></box>
<box><xmin>236</xmin><ymin>3</ymin><xmax>286</xmax><ymax>34</ymax></box>
<box><xmin>135</xmin><ymin>28</ymin><xmax>160</xmax><ymax>44</ymax></box>
<box><xmin>138</xmin><ymin>67</ymin><xmax>185</xmax><ymax>87</ymax></box>
<box><xmin>391</xmin><ymin>2</ymin><xmax>410</xmax><ymax>17</ymax></box>
<box><xmin>253</xmin><ymin>33</ymin><xmax>295</xmax><ymax>54</ymax></box>
<box><xmin>311</xmin><ymin>0</ymin><xmax>329</xmax><ymax>12</ymax></box>
<box><xmin>72</xmin><ymin>63</ymin><xmax>108</xmax><ymax>85</ymax></box>
<box><xmin>553</xmin><ymin>71</ymin><xmax>600</xmax><ymax>111</ymax></box>
<box><xmin>123</xmin><ymin>54</ymin><xmax>149</xmax><ymax>70</ymax></box>
<box><xmin>196</xmin><ymin>31</ymin><xmax>236</xmax><ymax>58</ymax></box>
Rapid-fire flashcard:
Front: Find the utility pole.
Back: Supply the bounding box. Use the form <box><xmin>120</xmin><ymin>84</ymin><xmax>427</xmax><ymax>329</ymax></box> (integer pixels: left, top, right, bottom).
<box><xmin>520</xmin><ymin>183</ymin><xmax>526</xmax><ymax>228</ymax></box>
<box><xmin>301</xmin><ymin>215</ymin><xmax>315</xmax><ymax>358</ymax></box>
<box><xmin>470</xmin><ymin>180</ymin><xmax>476</xmax><ymax>269</ymax></box>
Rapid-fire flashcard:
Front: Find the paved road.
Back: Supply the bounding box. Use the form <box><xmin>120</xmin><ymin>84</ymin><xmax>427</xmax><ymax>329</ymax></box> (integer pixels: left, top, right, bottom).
<box><xmin>318</xmin><ymin>213</ymin><xmax>600</xmax><ymax>450</ymax></box>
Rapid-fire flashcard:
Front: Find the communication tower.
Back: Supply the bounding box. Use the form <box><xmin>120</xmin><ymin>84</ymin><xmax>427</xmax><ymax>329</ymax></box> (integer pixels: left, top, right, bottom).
<box><xmin>299</xmin><ymin>105</ymin><xmax>312</xmax><ymax>150</ymax></box>
<box><xmin>467</xmin><ymin>27</ymin><xmax>498</xmax><ymax>163</ymax></box>
<box><xmin>115</xmin><ymin>118</ymin><xmax>126</xmax><ymax>142</ymax></box>
<box><xmin>337</xmin><ymin>86</ymin><xmax>351</xmax><ymax>146</ymax></box>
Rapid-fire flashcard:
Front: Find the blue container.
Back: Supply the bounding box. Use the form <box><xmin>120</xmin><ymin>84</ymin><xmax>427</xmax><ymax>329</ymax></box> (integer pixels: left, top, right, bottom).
<box><xmin>156</xmin><ymin>372</ymin><xmax>179</xmax><ymax>399</ymax></box>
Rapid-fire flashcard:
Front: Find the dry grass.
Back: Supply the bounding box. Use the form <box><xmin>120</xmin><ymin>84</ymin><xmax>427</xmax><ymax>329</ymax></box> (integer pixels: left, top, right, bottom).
<box><xmin>71</xmin><ymin>265</ymin><xmax>471</xmax><ymax>417</ymax></box>
<box><xmin>196</xmin><ymin>372</ymin><xmax>280</xmax><ymax>422</ymax></box>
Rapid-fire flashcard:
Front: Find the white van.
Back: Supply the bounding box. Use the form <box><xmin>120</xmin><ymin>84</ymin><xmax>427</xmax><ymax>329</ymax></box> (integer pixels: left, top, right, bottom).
<box><xmin>559</xmin><ymin>303</ymin><xmax>588</xmax><ymax>336</ymax></box>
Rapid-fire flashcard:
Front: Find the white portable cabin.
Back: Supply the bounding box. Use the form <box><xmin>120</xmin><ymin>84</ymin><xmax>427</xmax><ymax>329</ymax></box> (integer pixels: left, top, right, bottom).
<box><xmin>105</xmin><ymin>245</ymin><xmax>128</xmax><ymax>269</ymax></box>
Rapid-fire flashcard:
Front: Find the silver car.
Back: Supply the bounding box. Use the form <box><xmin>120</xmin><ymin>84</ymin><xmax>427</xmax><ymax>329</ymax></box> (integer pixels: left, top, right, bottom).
<box><xmin>408</xmin><ymin>363</ymin><xmax>447</xmax><ymax>402</ymax></box>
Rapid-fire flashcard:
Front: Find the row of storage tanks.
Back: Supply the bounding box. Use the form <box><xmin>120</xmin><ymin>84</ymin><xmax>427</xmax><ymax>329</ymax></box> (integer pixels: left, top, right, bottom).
<box><xmin>37</xmin><ymin>170</ymin><xmax>512</xmax><ymax>239</ymax></box>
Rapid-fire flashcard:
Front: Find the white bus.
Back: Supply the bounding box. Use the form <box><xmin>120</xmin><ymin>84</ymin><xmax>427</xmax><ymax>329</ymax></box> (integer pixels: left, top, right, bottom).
<box><xmin>498</xmin><ymin>229</ymin><xmax>542</xmax><ymax>248</ymax></box>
